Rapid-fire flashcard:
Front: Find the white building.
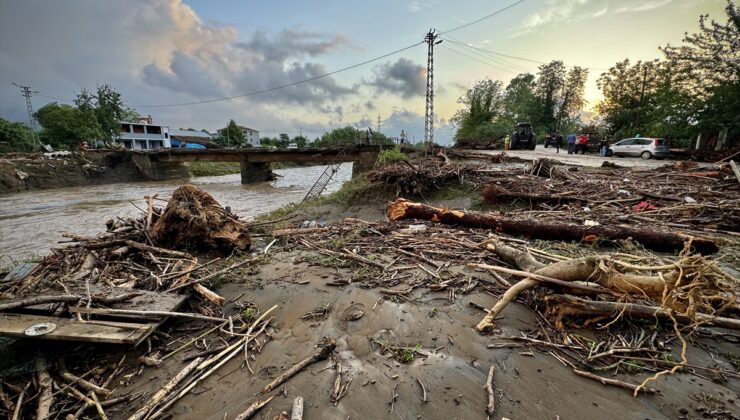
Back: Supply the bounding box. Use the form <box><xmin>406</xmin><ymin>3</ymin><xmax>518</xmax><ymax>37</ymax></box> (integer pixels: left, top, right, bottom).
<box><xmin>118</xmin><ymin>121</ymin><xmax>171</xmax><ymax>150</ymax></box>
<box><xmin>218</xmin><ymin>125</ymin><xmax>260</xmax><ymax>147</ymax></box>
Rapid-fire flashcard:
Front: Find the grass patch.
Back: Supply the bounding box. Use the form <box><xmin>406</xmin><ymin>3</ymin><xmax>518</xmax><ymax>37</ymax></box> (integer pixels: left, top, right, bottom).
<box><xmin>187</xmin><ymin>162</ymin><xmax>241</xmax><ymax>177</ymax></box>
<box><xmin>377</xmin><ymin>145</ymin><xmax>408</xmax><ymax>165</ymax></box>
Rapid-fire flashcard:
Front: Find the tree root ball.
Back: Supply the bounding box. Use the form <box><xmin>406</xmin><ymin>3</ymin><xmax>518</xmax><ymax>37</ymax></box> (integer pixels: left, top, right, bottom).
<box><xmin>152</xmin><ymin>184</ymin><xmax>251</xmax><ymax>253</ymax></box>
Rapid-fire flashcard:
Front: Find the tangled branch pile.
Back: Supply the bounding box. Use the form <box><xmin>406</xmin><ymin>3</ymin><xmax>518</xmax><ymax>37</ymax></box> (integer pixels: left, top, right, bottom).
<box><xmin>366</xmin><ymin>157</ymin><xmax>486</xmax><ymax>196</ymax></box>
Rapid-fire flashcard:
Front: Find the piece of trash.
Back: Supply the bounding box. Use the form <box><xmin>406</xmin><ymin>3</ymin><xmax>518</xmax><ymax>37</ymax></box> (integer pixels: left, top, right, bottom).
<box><xmin>623</xmin><ymin>178</ymin><xmax>630</xmax><ymax>182</ymax></box>
<box><xmin>583</xmin><ymin>207</ymin><xmax>591</xmax><ymax>213</ymax></box>
<box><xmin>617</xmin><ymin>189</ymin><xmax>630</xmax><ymax>196</ymax></box>
<box><xmin>684</xmin><ymin>196</ymin><xmax>697</xmax><ymax>203</ymax></box>
<box><xmin>633</xmin><ymin>201</ymin><xmax>657</xmax><ymax>213</ymax></box>
<box><xmin>15</xmin><ymin>170</ymin><xmax>28</xmax><ymax>180</ymax></box>
<box><xmin>584</xmin><ymin>220</ymin><xmax>600</xmax><ymax>226</ymax></box>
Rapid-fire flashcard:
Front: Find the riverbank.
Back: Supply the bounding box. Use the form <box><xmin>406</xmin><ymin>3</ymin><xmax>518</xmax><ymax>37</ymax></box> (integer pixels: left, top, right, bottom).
<box><xmin>0</xmin><ymin>151</ymin><xmax>147</xmax><ymax>195</ymax></box>
<box><xmin>1</xmin><ymin>153</ymin><xmax>738</xmax><ymax>419</ymax></box>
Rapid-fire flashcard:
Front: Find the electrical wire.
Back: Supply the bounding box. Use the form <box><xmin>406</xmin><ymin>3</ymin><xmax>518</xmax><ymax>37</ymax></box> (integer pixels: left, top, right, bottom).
<box><xmin>32</xmin><ymin>2</ymin><xmax>529</xmax><ymax>109</ymax></box>
<box><xmin>132</xmin><ymin>41</ymin><xmax>424</xmax><ymax>108</ymax></box>
<box><xmin>439</xmin><ymin>0</ymin><xmax>526</xmax><ymax>35</ymax></box>
<box><xmin>439</xmin><ymin>45</ymin><xmax>520</xmax><ymax>75</ymax></box>
<box><xmin>443</xmin><ymin>36</ymin><xmax>533</xmax><ymax>73</ymax></box>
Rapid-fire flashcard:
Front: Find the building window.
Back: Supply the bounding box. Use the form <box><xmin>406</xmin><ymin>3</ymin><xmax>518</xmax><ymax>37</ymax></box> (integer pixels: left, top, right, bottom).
<box><xmin>132</xmin><ymin>125</ymin><xmax>145</xmax><ymax>134</ymax></box>
<box><xmin>147</xmin><ymin>126</ymin><xmax>162</xmax><ymax>135</ymax></box>
<box><xmin>120</xmin><ymin>124</ymin><xmax>130</xmax><ymax>133</ymax></box>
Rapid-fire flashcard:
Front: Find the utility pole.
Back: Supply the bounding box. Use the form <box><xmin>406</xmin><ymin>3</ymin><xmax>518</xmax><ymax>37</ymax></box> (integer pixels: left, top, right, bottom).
<box><xmin>376</xmin><ymin>115</ymin><xmax>382</xmax><ymax>134</ymax></box>
<box><xmin>424</xmin><ymin>29</ymin><xmax>442</xmax><ymax>146</ymax></box>
<box><xmin>12</xmin><ymin>82</ymin><xmax>41</xmax><ymax>148</ymax></box>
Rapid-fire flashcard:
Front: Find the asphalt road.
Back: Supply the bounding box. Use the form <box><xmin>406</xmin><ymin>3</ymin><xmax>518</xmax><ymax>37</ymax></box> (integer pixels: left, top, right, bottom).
<box><xmin>468</xmin><ymin>145</ymin><xmax>678</xmax><ymax>169</ymax></box>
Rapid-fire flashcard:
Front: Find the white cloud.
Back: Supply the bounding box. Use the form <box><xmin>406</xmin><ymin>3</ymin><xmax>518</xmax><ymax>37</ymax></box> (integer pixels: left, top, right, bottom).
<box><xmin>616</xmin><ymin>0</ymin><xmax>673</xmax><ymax>13</ymax></box>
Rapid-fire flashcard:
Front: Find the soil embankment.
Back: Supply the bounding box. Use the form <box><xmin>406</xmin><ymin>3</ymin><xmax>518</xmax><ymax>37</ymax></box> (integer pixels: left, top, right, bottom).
<box><xmin>0</xmin><ymin>151</ymin><xmax>148</xmax><ymax>194</ymax></box>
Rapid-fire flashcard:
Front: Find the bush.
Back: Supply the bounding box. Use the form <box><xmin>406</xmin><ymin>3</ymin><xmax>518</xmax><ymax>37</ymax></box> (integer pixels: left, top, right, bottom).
<box><xmin>376</xmin><ymin>146</ymin><xmax>408</xmax><ymax>165</ymax></box>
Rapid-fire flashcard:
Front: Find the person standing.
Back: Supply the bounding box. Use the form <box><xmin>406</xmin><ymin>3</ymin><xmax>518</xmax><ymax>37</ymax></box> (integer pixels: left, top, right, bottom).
<box><xmin>576</xmin><ymin>133</ymin><xmax>587</xmax><ymax>154</ymax></box>
<box><xmin>555</xmin><ymin>132</ymin><xmax>563</xmax><ymax>154</ymax></box>
<box><xmin>567</xmin><ymin>133</ymin><xmax>576</xmax><ymax>154</ymax></box>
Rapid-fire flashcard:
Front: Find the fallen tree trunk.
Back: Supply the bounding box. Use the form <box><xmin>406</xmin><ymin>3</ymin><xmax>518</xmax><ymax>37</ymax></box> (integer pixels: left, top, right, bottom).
<box><xmin>387</xmin><ymin>199</ymin><xmax>718</xmax><ymax>254</ymax></box>
<box><xmin>545</xmin><ymin>295</ymin><xmax>740</xmax><ymax>331</ymax></box>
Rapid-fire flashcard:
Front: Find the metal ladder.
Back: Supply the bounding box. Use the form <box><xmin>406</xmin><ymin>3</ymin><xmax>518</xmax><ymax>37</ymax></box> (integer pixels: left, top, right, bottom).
<box><xmin>303</xmin><ymin>147</ymin><xmax>347</xmax><ymax>201</ymax></box>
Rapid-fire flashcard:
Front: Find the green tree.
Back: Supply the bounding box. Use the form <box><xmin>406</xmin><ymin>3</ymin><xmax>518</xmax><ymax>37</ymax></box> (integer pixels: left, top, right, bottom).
<box><xmin>216</xmin><ymin>119</ymin><xmax>245</xmax><ymax>147</ymax></box>
<box><xmin>314</xmin><ymin>126</ymin><xmax>361</xmax><ymax>147</ymax></box>
<box><xmin>0</xmin><ymin>117</ymin><xmax>36</xmax><ymax>153</ymax></box>
<box><xmin>555</xmin><ymin>66</ymin><xmax>589</xmax><ymax>133</ymax></box>
<box><xmin>451</xmin><ymin>79</ymin><xmax>505</xmax><ymax>142</ymax></box>
<box><xmin>534</xmin><ymin>61</ymin><xmax>566</xmax><ymax>133</ymax></box>
<box><xmin>75</xmin><ymin>84</ymin><xmax>132</xmax><ymax>145</ymax></box>
<box><xmin>501</xmin><ymin>73</ymin><xmax>538</xmax><ymax>126</ymax></box>
<box><xmin>35</xmin><ymin>103</ymin><xmax>102</xmax><ymax>149</ymax></box>
<box><xmin>278</xmin><ymin>133</ymin><xmax>290</xmax><ymax>148</ymax></box>
<box><xmin>292</xmin><ymin>135</ymin><xmax>308</xmax><ymax>148</ymax></box>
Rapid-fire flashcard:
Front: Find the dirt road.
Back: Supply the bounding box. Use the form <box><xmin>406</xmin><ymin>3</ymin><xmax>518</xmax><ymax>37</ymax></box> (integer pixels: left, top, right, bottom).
<box><xmin>468</xmin><ymin>146</ymin><xmax>681</xmax><ymax>169</ymax></box>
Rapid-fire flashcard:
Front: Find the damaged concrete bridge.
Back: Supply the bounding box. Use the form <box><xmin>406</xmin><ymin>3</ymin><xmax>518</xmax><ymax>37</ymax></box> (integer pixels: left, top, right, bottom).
<box><xmin>129</xmin><ymin>145</ymin><xmax>387</xmax><ymax>183</ymax></box>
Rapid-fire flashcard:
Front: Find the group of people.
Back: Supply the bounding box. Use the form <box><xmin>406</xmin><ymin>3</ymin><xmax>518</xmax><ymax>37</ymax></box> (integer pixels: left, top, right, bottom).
<box><xmin>565</xmin><ymin>133</ymin><xmax>589</xmax><ymax>154</ymax></box>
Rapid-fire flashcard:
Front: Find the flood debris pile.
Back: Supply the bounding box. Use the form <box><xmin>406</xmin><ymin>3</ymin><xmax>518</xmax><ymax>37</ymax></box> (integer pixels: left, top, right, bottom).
<box><xmin>368</xmin><ymin>155</ymin><xmax>740</xmax><ymax>237</ymax></box>
<box><xmin>365</xmin><ymin>157</ymin><xmax>487</xmax><ymax>196</ymax></box>
<box><xmin>0</xmin><ymin>184</ymin><xmax>267</xmax><ymax>419</ymax></box>
<box><xmin>285</xmin><ymin>215</ymin><xmax>739</xmax><ymax>402</ymax></box>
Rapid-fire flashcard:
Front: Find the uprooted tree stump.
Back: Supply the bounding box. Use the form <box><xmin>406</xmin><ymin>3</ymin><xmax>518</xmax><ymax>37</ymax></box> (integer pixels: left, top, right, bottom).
<box><xmin>152</xmin><ymin>185</ymin><xmax>251</xmax><ymax>253</ymax></box>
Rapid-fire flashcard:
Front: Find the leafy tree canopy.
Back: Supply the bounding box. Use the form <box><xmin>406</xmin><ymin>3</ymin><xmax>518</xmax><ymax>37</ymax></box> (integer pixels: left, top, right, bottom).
<box><xmin>34</xmin><ymin>103</ymin><xmax>102</xmax><ymax>149</ymax></box>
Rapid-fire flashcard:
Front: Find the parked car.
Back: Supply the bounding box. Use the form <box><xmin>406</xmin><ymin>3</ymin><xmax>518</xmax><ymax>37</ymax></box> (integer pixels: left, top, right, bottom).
<box><xmin>608</xmin><ymin>138</ymin><xmax>670</xmax><ymax>159</ymax></box>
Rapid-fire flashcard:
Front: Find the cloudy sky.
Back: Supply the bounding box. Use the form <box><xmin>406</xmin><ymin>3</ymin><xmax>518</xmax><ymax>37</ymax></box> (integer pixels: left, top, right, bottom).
<box><xmin>0</xmin><ymin>0</ymin><xmax>726</xmax><ymax>144</ymax></box>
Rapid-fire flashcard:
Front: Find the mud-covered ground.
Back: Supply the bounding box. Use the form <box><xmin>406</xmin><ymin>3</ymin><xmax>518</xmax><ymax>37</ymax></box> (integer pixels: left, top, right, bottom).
<box><xmin>52</xmin><ymin>242</ymin><xmax>734</xmax><ymax>420</ymax></box>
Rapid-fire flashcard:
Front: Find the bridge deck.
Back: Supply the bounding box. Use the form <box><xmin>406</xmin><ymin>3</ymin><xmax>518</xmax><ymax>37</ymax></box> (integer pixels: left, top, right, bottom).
<box><xmin>132</xmin><ymin>145</ymin><xmax>388</xmax><ymax>163</ymax></box>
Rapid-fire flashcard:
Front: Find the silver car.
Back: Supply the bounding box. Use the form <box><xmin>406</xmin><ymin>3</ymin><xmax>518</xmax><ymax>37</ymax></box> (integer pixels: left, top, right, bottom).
<box><xmin>608</xmin><ymin>137</ymin><xmax>670</xmax><ymax>159</ymax></box>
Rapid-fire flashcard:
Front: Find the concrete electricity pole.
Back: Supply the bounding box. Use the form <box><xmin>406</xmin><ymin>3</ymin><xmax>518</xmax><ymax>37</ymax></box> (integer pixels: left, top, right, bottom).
<box><xmin>423</xmin><ymin>29</ymin><xmax>442</xmax><ymax>146</ymax></box>
<box><xmin>12</xmin><ymin>82</ymin><xmax>41</xmax><ymax>148</ymax></box>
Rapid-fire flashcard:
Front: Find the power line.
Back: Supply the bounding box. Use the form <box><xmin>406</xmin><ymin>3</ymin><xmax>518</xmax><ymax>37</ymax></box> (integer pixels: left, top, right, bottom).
<box><xmin>439</xmin><ymin>0</ymin><xmax>526</xmax><ymax>35</ymax></box>
<box><xmin>132</xmin><ymin>41</ymin><xmax>424</xmax><ymax>108</ymax></box>
<box><xmin>30</xmin><ymin>2</ymin><xmax>528</xmax><ymax>111</ymax></box>
<box><xmin>442</xmin><ymin>36</ymin><xmax>610</xmax><ymax>71</ymax></box>
<box><xmin>440</xmin><ymin>45</ymin><xmax>520</xmax><ymax>75</ymax></box>
<box><xmin>442</xmin><ymin>36</ymin><xmax>532</xmax><ymax>72</ymax></box>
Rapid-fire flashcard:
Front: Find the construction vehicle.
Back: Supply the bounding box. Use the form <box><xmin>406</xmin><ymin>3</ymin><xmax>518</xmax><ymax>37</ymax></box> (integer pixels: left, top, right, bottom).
<box><xmin>510</xmin><ymin>122</ymin><xmax>536</xmax><ymax>150</ymax></box>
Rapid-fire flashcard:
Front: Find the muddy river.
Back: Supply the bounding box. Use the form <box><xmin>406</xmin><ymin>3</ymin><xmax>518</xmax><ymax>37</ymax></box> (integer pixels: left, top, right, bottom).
<box><xmin>0</xmin><ymin>163</ymin><xmax>352</xmax><ymax>265</ymax></box>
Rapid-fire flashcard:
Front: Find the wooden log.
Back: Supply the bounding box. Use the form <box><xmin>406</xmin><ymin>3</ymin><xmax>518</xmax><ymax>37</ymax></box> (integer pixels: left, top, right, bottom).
<box><xmin>271</xmin><ymin>227</ymin><xmax>326</xmax><ymax>237</ymax></box>
<box><xmin>545</xmin><ymin>295</ymin><xmax>740</xmax><ymax>330</ymax></box>
<box><xmin>126</xmin><ymin>357</ymin><xmax>202</xmax><ymax>420</ymax></box>
<box><xmin>485</xmin><ymin>365</ymin><xmax>495</xmax><ymax>416</ymax></box>
<box><xmin>290</xmin><ymin>396</ymin><xmax>304</xmax><ymax>420</ymax></box>
<box><xmin>192</xmin><ymin>284</ymin><xmax>225</xmax><ymax>306</ymax></box>
<box><xmin>35</xmin><ymin>358</ymin><xmax>53</xmax><ymax>420</ymax></box>
<box><xmin>166</xmin><ymin>258</ymin><xmax>255</xmax><ymax>292</ymax></box>
<box><xmin>572</xmin><ymin>369</ymin><xmax>655</xmax><ymax>394</ymax></box>
<box><xmin>60</xmin><ymin>371</ymin><xmax>111</xmax><ymax>397</ymax></box>
<box><xmin>234</xmin><ymin>396</ymin><xmax>274</xmax><ymax>420</ymax></box>
<box><xmin>0</xmin><ymin>295</ymin><xmax>79</xmax><ymax>311</ymax></box>
<box><xmin>68</xmin><ymin>307</ymin><xmax>225</xmax><ymax>323</ymax></box>
<box><xmin>261</xmin><ymin>339</ymin><xmax>337</xmax><ymax>394</ymax></box>
<box><xmin>387</xmin><ymin>198</ymin><xmax>719</xmax><ymax>254</ymax></box>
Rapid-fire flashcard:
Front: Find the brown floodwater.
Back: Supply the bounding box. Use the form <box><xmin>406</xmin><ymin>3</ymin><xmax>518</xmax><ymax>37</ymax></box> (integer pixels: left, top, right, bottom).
<box><xmin>0</xmin><ymin>163</ymin><xmax>352</xmax><ymax>265</ymax></box>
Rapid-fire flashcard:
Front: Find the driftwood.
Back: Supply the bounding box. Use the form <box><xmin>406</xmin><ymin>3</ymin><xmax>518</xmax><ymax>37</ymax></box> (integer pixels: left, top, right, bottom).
<box><xmin>234</xmin><ymin>396</ymin><xmax>274</xmax><ymax>420</ymax></box>
<box><xmin>35</xmin><ymin>358</ymin><xmax>53</xmax><ymax>420</ymax></box>
<box><xmin>261</xmin><ymin>339</ymin><xmax>337</xmax><ymax>394</ymax></box>
<box><xmin>68</xmin><ymin>308</ymin><xmax>226</xmax><ymax>323</ymax></box>
<box><xmin>0</xmin><ymin>295</ymin><xmax>80</xmax><ymax>311</ymax></box>
<box><xmin>151</xmin><ymin>185</ymin><xmax>251</xmax><ymax>253</ymax></box>
<box><xmin>572</xmin><ymin>369</ymin><xmax>655</xmax><ymax>394</ymax></box>
<box><xmin>290</xmin><ymin>396</ymin><xmax>304</xmax><ymax>420</ymax></box>
<box><xmin>545</xmin><ymin>295</ymin><xmax>740</xmax><ymax>331</ymax></box>
<box><xmin>485</xmin><ymin>365</ymin><xmax>495</xmax><ymax>416</ymax></box>
<box><xmin>387</xmin><ymin>199</ymin><xmax>719</xmax><ymax>254</ymax></box>
<box><xmin>60</xmin><ymin>370</ymin><xmax>111</xmax><ymax>397</ymax></box>
<box><xmin>482</xmin><ymin>184</ymin><xmax>582</xmax><ymax>205</ymax></box>
<box><xmin>126</xmin><ymin>357</ymin><xmax>203</xmax><ymax>420</ymax></box>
